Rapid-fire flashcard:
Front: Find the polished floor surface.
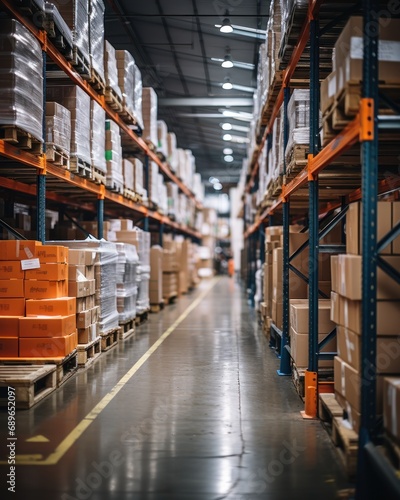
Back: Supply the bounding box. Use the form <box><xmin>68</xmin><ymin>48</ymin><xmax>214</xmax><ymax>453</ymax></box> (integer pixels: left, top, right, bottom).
<box><xmin>0</xmin><ymin>277</ymin><xmax>350</xmax><ymax>499</ymax></box>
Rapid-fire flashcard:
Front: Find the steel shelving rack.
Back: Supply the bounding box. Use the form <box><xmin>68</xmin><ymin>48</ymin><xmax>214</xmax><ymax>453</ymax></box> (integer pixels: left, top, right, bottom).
<box><xmin>243</xmin><ymin>0</ymin><xmax>400</xmax><ymax>497</ymax></box>
<box><xmin>0</xmin><ymin>0</ymin><xmax>202</xmax><ymax>244</ymax></box>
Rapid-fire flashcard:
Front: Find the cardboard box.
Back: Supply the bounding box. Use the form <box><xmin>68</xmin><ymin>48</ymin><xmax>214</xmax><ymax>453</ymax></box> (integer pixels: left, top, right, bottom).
<box><xmin>0</xmin><ymin>261</ymin><xmax>24</xmax><ymax>279</ymax></box>
<box><xmin>150</xmin><ymin>246</ymin><xmax>163</xmax><ymax>304</ymax></box>
<box><xmin>77</xmin><ymin>309</ymin><xmax>92</xmax><ymax>329</ymax></box>
<box><xmin>338</xmin><ymin>254</ymin><xmax>400</xmax><ymax>300</ymax></box>
<box><xmin>0</xmin><ymin>240</ymin><xmax>41</xmax><ymax>261</ymax></box>
<box><xmin>68</xmin><ymin>279</ymin><xmax>95</xmax><ymax>298</ymax></box>
<box><xmin>290</xmin><ymin>299</ymin><xmax>335</xmax><ymax>334</ymax></box>
<box><xmin>25</xmin><ymin>263</ymin><xmax>68</xmax><ymax>281</ymax></box>
<box><xmin>383</xmin><ymin>377</ymin><xmax>400</xmax><ymax>442</ymax></box>
<box><xmin>330</xmin><ymin>291</ymin><xmax>340</xmax><ymax>324</ymax></box>
<box><xmin>330</xmin><ymin>255</ymin><xmax>338</xmax><ymax>293</ymax></box>
<box><xmin>19</xmin><ymin>332</ymin><xmax>76</xmax><ymax>358</ymax></box>
<box><xmin>24</xmin><ymin>280</ymin><xmax>68</xmax><ymax>299</ymax></box>
<box><xmin>339</xmin><ymin>296</ymin><xmax>400</xmax><ymax>336</ymax></box>
<box><xmin>0</xmin><ymin>337</ymin><xmax>18</xmax><ymax>357</ymax></box>
<box><xmin>78</xmin><ymin>323</ymin><xmax>98</xmax><ymax>344</ymax></box>
<box><xmin>320</xmin><ymin>71</ymin><xmax>336</xmax><ymax>115</ymax></box>
<box><xmin>271</xmin><ymin>299</ymin><xmax>283</xmax><ymax>330</ymax></box>
<box><xmin>68</xmin><ymin>249</ymin><xmax>86</xmax><ymax>266</ymax></box>
<box><xmin>393</xmin><ymin>202</ymin><xmax>400</xmax><ymax>254</ymax></box>
<box><xmin>26</xmin><ymin>297</ymin><xmax>76</xmax><ymax>317</ymax></box>
<box><xmin>290</xmin><ymin>327</ymin><xmax>336</xmax><ymax>368</ymax></box>
<box><xmin>37</xmin><ymin>245</ymin><xmax>68</xmax><ymax>263</ymax></box>
<box><xmin>68</xmin><ymin>264</ymin><xmax>86</xmax><ymax>281</ymax></box>
<box><xmin>0</xmin><ymin>298</ymin><xmax>25</xmax><ymax>316</ymax></box>
<box><xmin>0</xmin><ymin>279</ymin><xmax>24</xmax><ymax>298</ymax></box>
<box><xmin>346</xmin><ymin>201</ymin><xmax>392</xmax><ymax>255</ymax></box>
<box><xmin>19</xmin><ymin>314</ymin><xmax>76</xmax><ymax>338</ymax></box>
<box><xmin>76</xmin><ymin>297</ymin><xmax>87</xmax><ymax>313</ymax></box>
<box><xmin>334</xmin><ymin>391</ymin><xmax>361</xmax><ymax>434</ymax></box>
<box><xmin>0</xmin><ymin>317</ymin><xmax>20</xmax><ymax>337</ymax></box>
<box><xmin>337</xmin><ymin>326</ymin><xmax>400</xmax><ymax>374</ymax></box>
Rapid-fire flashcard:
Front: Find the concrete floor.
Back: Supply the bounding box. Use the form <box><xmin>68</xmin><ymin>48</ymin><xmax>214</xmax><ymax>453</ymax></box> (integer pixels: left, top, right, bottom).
<box><xmin>0</xmin><ymin>277</ymin><xmax>351</xmax><ymax>499</ymax></box>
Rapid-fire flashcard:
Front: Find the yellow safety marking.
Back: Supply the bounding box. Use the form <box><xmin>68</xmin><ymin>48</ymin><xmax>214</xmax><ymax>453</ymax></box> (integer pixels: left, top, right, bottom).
<box><xmin>25</xmin><ymin>435</ymin><xmax>49</xmax><ymax>443</ymax></box>
<box><xmin>4</xmin><ymin>278</ymin><xmax>219</xmax><ymax>466</ymax></box>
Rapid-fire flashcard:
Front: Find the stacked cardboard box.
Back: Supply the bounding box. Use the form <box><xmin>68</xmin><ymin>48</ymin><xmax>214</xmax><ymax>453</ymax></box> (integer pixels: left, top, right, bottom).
<box><xmin>262</xmin><ymin>226</ymin><xmax>282</xmax><ymax>328</ymax></box>
<box><xmin>89</xmin><ymin>0</ymin><xmax>105</xmax><ymax>82</ymax></box>
<box><xmin>150</xmin><ymin>246</ymin><xmax>163</xmax><ymax>305</ymax></box>
<box><xmin>115</xmin><ymin>50</ymin><xmax>135</xmax><ymax>117</ymax></box>
<box><xmin>157</xmin><ymin>120</ymin><xmax>168</xmax><ymax>157</ymax></box>
<box><xmin>90</xmin><ymin>100</ymin><xmax>106</xmax><ymax>176</ymax></box>
<box><xmin>122</xmin><ymin>158</ymin><xmax>134</xmax><ymax>193</ymax></box>
<box><xmin>116</xmin><ymin>243</ymin><xmax>138</xmax><ymax>322</ymax></box>
<box><xmin>332</xmin><ymin>201</ymin><xmax>400</xmax><ymax>433</ymax></box>
<box><xmin>142</xmin><ymin>87</ymin><xmax>158</xmax><ymax>146</ymax></box>
<box><xmin>104</xmin><ymin>41</ymin><xmax>122</xmax><ymax>101</ymax></box>
<box><xmin>162</xmin><ymin>245</ymin><xmax>179</xmax><ymax>300</ymax></box>
<box><xmin>45</xmin><ymin>102</ymin><xmax>71</xmax><ymax>160</ymax></box>
<box><xmin>166</xmin><ymin>132</ymin><xmax>179</xmax><ymax>172</ymax></box>
<box><xmin>383</xmin><ymin>378</ymin><xmax>400</xmax><ymax>447</ymax></box>
<box><xmin>105</xmin><ymin>119</ymin><xmax>124</xmax><ymax>192</ymax></box>
<box><xmin>148</xmin><ymin>161</ymin><xmax>160</xmax><ymax>207</ymax></box>
<box><xmin>68</xmin><ymin>248</ymin><xmax>98</xmax><ymax>345</ymax></box>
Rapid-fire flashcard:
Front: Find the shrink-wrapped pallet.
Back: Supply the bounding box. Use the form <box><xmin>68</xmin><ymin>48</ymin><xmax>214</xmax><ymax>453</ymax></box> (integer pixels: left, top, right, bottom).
<box><xmin>104</xmin><ymin>41</ymin><xmax>123</xmax><ymax>101</ymax></box>
<box><xmin>142</xmin><ymin>87</ymin><xmax>158</xmax><ymax>146</ymax></box>
<box><xmin>105</xmin><ymin>119</ymin><xmax>124</xmax><ymax>191</ymax></box>
<box><xmin>116</xmin><ymin>50</ymin><xmax>135</xmax><ymax>117</ymax></box>
<box><xmin>122</xmin><ymin>158</ymin><xmax>134</xmax><ymax>192</ymax></box>
<box><xmin>0</xmin><ymin>19</ymin><xmax>43</xmax><ymax>143</ymax></box>
<box><xmin>90</xmin><ymin>100</ymin><xmax>106</xmax><ymax>174</ymax></box>
<box><xmin>45</xmin><ymin>102</ymin><xmax>71</xmax><ymax>155</ymax></box>
<box><xmin>116</xmin><ymin>243</ymin><xmax>139</xmax><ymax>322</ymax></box>
<box><xmin>133</xmin><ymin>64</ymin><xmax>144</xmax><ymax>130</ymax></box>
<box><xmin>89</xmin><ymin>0</ymin><xmax>105</xmax><ymax>82</ymax></box>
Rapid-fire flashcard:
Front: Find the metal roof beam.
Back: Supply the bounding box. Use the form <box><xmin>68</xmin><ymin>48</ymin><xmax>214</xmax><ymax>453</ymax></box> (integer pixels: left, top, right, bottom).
<box><xmin>159</xmin><ymin>97</ymin><xmax>253</xmax><ymax>106</ymax></box>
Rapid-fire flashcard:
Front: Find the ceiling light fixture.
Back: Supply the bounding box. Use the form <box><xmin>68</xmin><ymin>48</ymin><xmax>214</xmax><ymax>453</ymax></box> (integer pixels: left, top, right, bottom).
<box><xmin>221</xmin><ymin>123</ymin><xmax>232</xmax><ymax>130</ymax></box>
<box><xmin>209</xmin><ymin>176</ymin><xmax>219</xmax><ymax>184</ymax></box>
<box><xmin>224</xmin><ymin>155</ymin><xmax>234</xmax><ymax>162</ymax></box>
<box><xmin>223</xmin><ymin>148</ymin><xmax>233</xmax><ymax>155</ymax></box>
<box><xmin>213</xmin><ymin>182</ymin><xmax>223</xmax><ymax>191</ymax></box>
<box><xmin>223</xmin><ymin>134</ymin><xmax>232</xmax><ymax>141</ymax></box>
<box><xmin>219</xmin><ymin>11</ymin><xmax>233</xmax><ymax>33</ymax></box>
<box><xmin>221</xmin><ymin>46</ymin><xmax>233</xmax><ymax>68</ymax></box>
<box><xmin>222</xmin><ymin>77</ymin><xmax>233</xmax><ymax>90</ymax></box>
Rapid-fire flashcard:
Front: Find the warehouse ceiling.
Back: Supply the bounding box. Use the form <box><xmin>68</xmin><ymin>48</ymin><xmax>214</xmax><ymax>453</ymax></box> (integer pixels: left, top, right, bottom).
<box><xmin>104</xmin><ymin>0</ymin><xmax>270</xmax><ymax>194</ymax></box>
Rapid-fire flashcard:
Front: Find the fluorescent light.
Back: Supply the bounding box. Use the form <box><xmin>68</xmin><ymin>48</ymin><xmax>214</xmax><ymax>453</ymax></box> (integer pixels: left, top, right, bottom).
<box><xmin>222</xmin><ymin>78</ymin><xmax>233</xmax><ymax>90</ymax></box>
<box><xmin>224</xmin><ymin>155</ymin><xmax>234</xmax><ymax>162</ymax></box>
<box><xmin>223</xmin><ymin>148</ymin><xmax>233</xmax><ymax>155</ymax></box>
<box><xmin>220</xmin><ymin>17</ymin><xmax>233</xmax><ymax>33</ymax></box>
<box><xmin>213</xmin><ymin>182</ymin><xmax>223</xmax><ymax>190</ymax></box>
<box><xmin>223</xmin><ymin>134</ymin><xmax>232</xmax><ymax>141</ymax></box>
<box><xmin>221</xmin><ymin>53</ymin><xmax>233</xmax><ymax>68</ymax></box>
<box><xmin>221</xmin><ymin>123</ymin><xmax>232</xmax><ymax>130</ymax></box>
<box><xmin>209</xmin><ymin>176</ymin><xmax>219</xmax><ymax>184</ymax></box>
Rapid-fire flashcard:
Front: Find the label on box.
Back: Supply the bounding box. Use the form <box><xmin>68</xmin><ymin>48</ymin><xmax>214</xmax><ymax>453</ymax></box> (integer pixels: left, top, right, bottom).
<box><xmin>21</xmin><ymin>258</ymin><xmax>40</xmax><ymax>270</ymax></box>
<box><xmin>351</xmin><ymin>37</ymin><xmax>400</xmax><ymax>62</ymax></box>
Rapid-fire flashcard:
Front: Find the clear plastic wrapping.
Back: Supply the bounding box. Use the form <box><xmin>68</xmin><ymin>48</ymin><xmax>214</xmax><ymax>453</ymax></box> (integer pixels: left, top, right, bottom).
<box><xmin>158</xmin><ymin>175</ymin><xmax>168</xmax><ymax>214</ymax></box>
<box><xmin>285</xmin><ymin>89</ymin><xmax>310</xmax><ymax>162</ymax></box>
<box><xmin>116</xmin><ymin>242</ymin><xmax>139</xmax><ymax>322</ymax></box>
<box><xmin>116</xmin><ymin>50</ymin><xmax>135</xmax><ymax>117</ymax></box>
<box><xmin>90</xmin><ymin>100</ymin><xmax>106</xmax><ymax>174</ymax></box>
<box><xmin>133</xmin><ymin>157</ymin><xmax>144</xmax><ymax>194</ymax></box>
<box><xmin>51</xmin><ymin>0</ymin><xmax>90</xmax><ymax>63</ymax></box>
<box><xmin>157</xmin><ymin>120</ymin><xmax>168</xmax><ymax>156</ymax></box>
<box><xmin>47</xmin><ymin>85</ymin><xmax>91</xmax><ymax>165</ymax></box>
<box><xmin>104</xmin><ymin>41</ymin><xmax>123</xmax><ymax>101</ymax></box>
<box><xmin>142</xmin><ymin>87</ymin><xmax>158</xmax><ymax>145</ymax></box>
<box><xmin>0</xmin><ymin>19</ymin><xmax>43</xmax><ymax>142</ymax></box>
<box><xmin>122</xmin><ymin>159</ymin><xmax>134</xmax><ymax>191</ymax></box>
<box><xmin>105</xmin><ymin>119</ymin><xmax>124</xmax><ymax>186</ymax></box>
<box><xmin>47</xmin><ymin>239</ymin><xmax>119</xmax><ymax>333</ymax></box>
<box><xmin>89</xmin><ymin>0</ymin><xmax>105</xmax><ymax>81</ymax></box>
<box><xmin>149</xmin><ymin>161</ymin><xmax>160</xmax><ymax>206</ymax></box>
<box><xmin>45</xmin><ymin>102</ymin><xmax>71</xmax><ymax>154</ymax></box>
<box><xmin>133</xmin><ymin>64</ymin><xmax>144</xmax><ymax>130</ymax></box>
<box><xmin>44</xmin><ymin>3</ymin><xmax>74</xmax><ymax>49</ymax></box>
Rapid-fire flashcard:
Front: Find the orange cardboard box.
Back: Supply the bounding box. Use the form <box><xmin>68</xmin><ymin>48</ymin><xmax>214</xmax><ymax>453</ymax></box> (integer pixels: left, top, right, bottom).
<box><xmin>24</xmin><ymin>280</ymin><xmax>68</xmax><ymax>299</ymax></box>
<box><xmin>25</xmin><ymin>263</ymin><xmax>68</xmax><ymax>281</ymax></box>
<box><xmin>26</xmin><ymin>297</ymin><xmax>76</xmax><ymax>316</ymax></box>
<box><xmin>0</xmin><ymin>298</ymin><xmax>25</xmax><ymax>316</ymax></box>
<box><xmin>0</xmin><ymin>279</ymin><xmax>25</xmax><ymax>298</ymax></box>
<box><xmin>19</xmin><ymin>314</ymin><xmax>76</xmax><ymax>338</ymax></box>
<box><xmin>0</xmin><ymin>261</ymin><xmax>24</xmax><ymax>279</ymax></box>
<box><xmin>0</xmin><ymin>240</ymin><xmax>41</xmax><ymax>261</ymax></box>
<box><xmin>19</xmin><ymin>332</ymin><xmax>75</xmax><ymax>358</ymax></box>
<box><xmin>0</xmin><ymin>317</ymin><xmax>20</xmax><ymax>337</ymax></box>
<box><xmin>37</xmin><ymin>245</ymin><xmax>68</xmax><ymax>264</ymax></box>
<box><xmin>69</xmin><ymin>329</ymin><xmax>78</xmax><ymax>351</ymax></box>
<box><xmin>0</xmin><ymin>337</ymin><xmax>18</xmax><ymax>357</ymax></box>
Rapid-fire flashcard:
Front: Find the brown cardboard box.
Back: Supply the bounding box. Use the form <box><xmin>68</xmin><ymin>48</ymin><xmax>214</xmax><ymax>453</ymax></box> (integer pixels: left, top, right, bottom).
<box><xmin>0</xmin><ymin>337</ymin><xmax>18</xmax><ymax>357</ymax></box>
<box><xmin>0</xmin><ymin>279</ymin><xmax>25</xmax><ymax>298</ymax></box>
<box><xmin>0</xmin><ymin>298</ymin><xmax>25</xmax><ymax>316</ymax></box>
<box><xmin>0</xmin><ymin>317</ymin><xmax>20</xmax><ymax>338</ymax></box>
<box><xmin>330</xmin><ymin>291</ymin><xmax>340</xmax><ymax>324</ymax></box>
<box><xmin>0</xmin><ymin>261</ymin><xmax>24</xmax><ymax>280</ymax></box>
<box><xmin>383</xmin><ymin>377</ymin><xmax>400</xmax><ymax>442</ymax></box>
<box><xmin>26</xmin><ymin>297</ymin><xmax>76</xmax><ymax>316</ymax></box>
<box><xmin>290</xmin><ymin>299</ymin><xmax>335</xmax><ymax>334</ymax></box>
<box><xmin>77</xmin><ymin>309</ymin><xmax>92</xmax><ymax>329</ymax></box>
<box><xmin>271</xmin><ymin>299</ymin><xmax>283</xmax><ymax>330</ymax></box>
<box><xmin>346</xmin><ymin>201</ymin><xmax>392</xmax><ymax>255</ymax></box>
<box><xmin>19</xmin><ymin>314</ymin><xmax>76</xmax><ymax>338</ymax></box>
<box><xmin>290</xmin><ymin>327</ymin><xmax>336</xmax><ymax>368</ymax></box>
<box><xmin>320</xmin><ymin>71</ymin><xmax>336</xmax><ymax>115</ymax></box>
<box><xmin>334</xmin><ymin>391</ymin><xmax>361</xmax><ymax>434</ymax></box>
<box><xmin>330</xmin><ymin>255</ymin><xmax>338</xmax><ymax>292</ymax></box>
<box><xmin>339</xmin><ymin>296</ymin><xmax>400</xmax><ymax>336</ymax></box>
<box><xmin>337</xmin><ymin>326</ymin><xmax>400</xmax><ymax>374</ymax></box>
<box><xmin>78</xmin><ymin>323</ymin><xmax>98</xmax><ymax>344</ymax></box>
<box><xmin>338</xmin><ymin>254</ymin><xmax>400</xmax><ymax>300</ymax></box>
<box><xmin>150</xmin><ymin>246</ymin><xmax>163</xmax><ymax>304</ymax></box>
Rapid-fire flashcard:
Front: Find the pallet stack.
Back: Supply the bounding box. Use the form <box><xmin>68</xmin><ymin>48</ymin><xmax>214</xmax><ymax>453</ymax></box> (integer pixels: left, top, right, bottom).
<box><xmin>45</xmin><ymin>102</ymin><xmax>71</xmax><ymax>169</ymax></box>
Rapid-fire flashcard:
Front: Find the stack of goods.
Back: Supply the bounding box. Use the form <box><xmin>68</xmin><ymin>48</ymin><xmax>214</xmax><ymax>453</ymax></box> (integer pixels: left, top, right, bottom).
<box><xmin>52</xmin><ymin>0</ymin><xmax>90</xmax><ymax>71</ymax></box>
<box><xmin>47</xmin><ymin>85</ymin><xmax>91</xmax><ymax>171</ymax></box>
<box><xmin>166</xmin><ymin>182</ymin><xmax>178</xmax><ymax>220</ymax></box>
<box><xmin>50</xmin><ymin>240</ymin><xmax>119</xmax><ymax>336</ymax></box>
<box><xmin>122</xmin><ymin>158</ymin><xmax>134</xmax><ymax>197</ymax></box>
<box><xmin>45</xmin><ymin>102</ymin><xmax>71</xmax><ymax>167</ymax></box>
<box><xmin>266</xmin><ymin>0</ymin><xmax>281</xmax><ymax>88</ymax></box>
<box><xmin>149</xmin><ymin>246</ymin><xmax>163</xmax><ymax>306</ymax></box>
<box><xmin>256</xmin><ymin>142</ymin><xmax>268</xmax><ymax>207</ymax></box>
<box><xmin>104</xmin><ymin>41</ymin><xmax>123</xmax><ymax>102</ymax></box>
<box><xmin>157</xmin><ymin>120</ymin><xmax>168</xmax><ymax>158</ymax></box>
<box><xmin>193</xmin><ymin>173</ymin><xmax>204</xmax><ymax>203</ymax></box>
<box><xmin>88</xmin><ymin>0</ymin><xmax>105</xmax><ymax>83</ymax></box>
<box><xmin>148</xmin><ymin>161</ymin><xmax>160</xmax><ymax>207</ymax></box>
<box><xmin>166</xmin><ymin>132</ymin><xmax>179</xmax><ymax>172</ymax></box>
<box><xmin>116</xmin><ymin>50</ymin><xmax>135</xmax><ymax>119</ymax></box>
<box><xmin>130</xmin><ymin>157</ymin><xmax>146</xmax><ymax>200</ymax></box>
<box><xmin>158</xmin><ymin>174</ymin><xmax>168</xmax><ymax>214</ymax></box>
<box><xmin>105</xmin><ymin>119</ymin><xmax>124</xmax><ymax>193</ymax></box>
<box><xmin>116</xmin><ymin>243</ymin><xmax>139</xmax><ymax>323</ymax></box>
<box><xmin>332</xmin><ymin>201</ymin><xmax>400</xmax><ymax>433</ymax></box>
<box><xmin>162</xmin><ymin>243</ymin><xmax>179</xmax><ymax>300</ymax></box>
<box><xmin>254</xmin><ymin>43</ymin><xmax>268</xmax><ymax>127</ymax></box>
<box><xmin>132</xmin><ymin>63</ymin><xmax>144</xmax><ymax>130</ymax></box>
<box><xmin>68</xmin><ymin>248</ymin><xmax>98</xmax><ymax>345</ymax></box>
<box><xmin>278</xmin><ymin>0</ymin><xmax>308</xmax><ymax>66</ymax></box>
<box><xmin>142</xmin><ymin>87</ymin><xmax>158</xmax><ymax>146</ymax></box>
<box><xmin>90</xmin><ymin>100</ymin><xmax>106</xmax><ymax>180</ymax></box>
<box><xmin>0</xmin><ymin>19</ymin><xmax>43</xmax><ymax>143</ymax></box>
<box><xmin>0</xmin><ymin>240</ymin><xmax>78</xmax><ymax>359</ymax></box>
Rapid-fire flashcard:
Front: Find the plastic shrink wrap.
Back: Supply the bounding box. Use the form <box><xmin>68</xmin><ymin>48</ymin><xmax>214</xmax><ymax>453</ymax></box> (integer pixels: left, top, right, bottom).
<box><xmin>104</xmin><ymin>41</ymin><xmax>123</xmax><ymax>101</ymax></box>
<box><xmin>44</xmin><ymin>3</ymin><xmax>74</xmax><ymax>50</ymax></box>
<box><xmin>90</xmin><ymin>100</ymin><xmax>106</xmax><ymax>174</ymax></box>
<box><xmin>89</xmin><ymin>0</ymin><xmax>105</xmax><ymax>82</ymax></box>
<box><xmin>116</xmin><ymin>243</ymin><xmax>139</xmax><ymax>322</ymax></box>
<box><xmin>45</xmin><ymin>102</ymin><xmax>71</xmax><ymax>155</ymax></box>
<box><xmin>0</xmin><ymin>19</ymin><xmax>43</xmax><ymax>142</ymax></box>
<box><xmin>116</xmin><ymin>50</ymin><xmax>135</xmax><ymax>117</ymax></box>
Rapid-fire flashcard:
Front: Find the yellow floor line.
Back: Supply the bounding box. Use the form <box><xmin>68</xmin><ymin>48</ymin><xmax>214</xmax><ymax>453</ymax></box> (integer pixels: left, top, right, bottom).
<box><xmin>9</xmin><ymin>277</ymin><xmax>219</xmax><ymax>466</ymax></box>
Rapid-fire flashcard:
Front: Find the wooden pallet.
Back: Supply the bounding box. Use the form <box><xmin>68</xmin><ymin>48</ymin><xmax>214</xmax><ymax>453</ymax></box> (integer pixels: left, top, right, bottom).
<box><xmin>123</xmin><ymin>187</ymin><xmax>142</xmax><ymax>202</ymax></box>
<box><xmin>106</xmin><ymin>176</ymin><xmax>124</xmax><ymax>194</ymax></box>
<box><xmin>118</xmin><ymin>105</ymin><xmax>138</xmax><ymax>126</ymax></box>
<box><xmin>43</xmin><ymin>18</ymin><xmax>73</xmax><ymax>60</ymax></box>
<box><xmin>92</xmin><ymin>166</ymin><xmax>106</xmax><ymax>186</ymax></box>
<box><xmin>286</xmin><ymin>144</ymin><xmax>309</xmax><ymax>178</ymax></box>
<box><xmin>105</xmin><ymin>87</ymin><xmax>123</xmax><ymax>113</ymax></box>
<box><xmin>100</xmin><ymin>327</ymin><xmax>120</xmax><ymax>352</ymax></box>
<box><xmin>260</xmin><ymin>70</ymin><xmax>284</xmax><ymax>128</ymax></box>
<box><xmin>0</xmin><ymin>126</ymin><xmax>43</xmax><ymax>155</ymax></box>
<box><xmin>163</xmin><ymin>294</ymin><xmax>177</xmax><ymax>305</ymax></box>
<box><xmin>150</xmin><ymin>301</ymin><xmax>165</xmax><ymax>313</ymax></box>
<box><xmin>118</xmin><ymin>318</ymin><xmax>136</xmax><ymax>340</ymax></box>
<box><xmin>45</xmin><ymin>144</ymin><xmax>70</xmax><ymax>169</ymax></box>
<box><xmin>77</xmin><ymin>337</ymin><xmax>101</xmax><ymax>368</ymax></box>
<box><xmin>0</xmin><ymin>365</ymin><xmax>57</xmax><ymax>409</ymax></box>
<box><xmin>291</xmin><ymin>364</ymin><xmax>334</xmax><ymax>400</ymax></box>
<box><xmin>319</xmin><ymin>393</ymin><xmax>358</xmax><ymax>480</ymax></box>
<box><xmin>71</xmin><ymin>46</ymin><xmax>91</xmax><ymax>80</ymax></box>
<box><xmin>135</xmin><ymin>309</ymin><xmax>149</xmax><ymax>325</ymax></box>
<box><xmin>70</xmin><ymin>157</ymin><xmax>92</xmax><ymax>179</ymax></box>
<box><xmin>88</xmin><ymin>68</ymin><xmax>106</xmax><ymax>95</ymax></box>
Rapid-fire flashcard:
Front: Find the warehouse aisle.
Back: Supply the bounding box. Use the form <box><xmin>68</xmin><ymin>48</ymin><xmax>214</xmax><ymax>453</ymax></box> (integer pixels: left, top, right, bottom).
<box><xmin>0</xmin><ymin>277</ymin><xmax>350</xmax><ymax>500</ymax></box>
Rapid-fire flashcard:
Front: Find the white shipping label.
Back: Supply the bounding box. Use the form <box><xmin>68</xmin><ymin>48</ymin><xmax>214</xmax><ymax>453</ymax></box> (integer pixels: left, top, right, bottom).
<box><xmin>350</xmin><ymin>36</ymin><xmax>400</xmax><ymax>62</ymax></box>
<box><xmin>21</xmin><ymin>258</ymin><xmax>40</xmax><ymax>270</ymax></box>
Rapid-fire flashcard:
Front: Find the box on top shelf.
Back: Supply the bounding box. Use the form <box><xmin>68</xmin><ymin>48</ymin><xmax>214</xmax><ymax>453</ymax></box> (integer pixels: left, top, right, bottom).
<box><xmin>89</xmin><ymin>0</ymin><xmax>105</xmax><ymax>82</ymax></box>
<box><xmin>45</xmin><ymin>102</ymin><xmax>71</xmax><ymax>156</ymax></box>
<box><xmin>90</xmin><ymin>100</ymin><xmax>107</xmax><ymax>174</ymax></box>
<box><xmin>104</xmin><ymin>40</ymin><xmax>123</xmax><ymax>100</ymax></box>
<box><xmin>26</xmin><ymin>297</ymin><xmax>76</xmax><ymax>316</ymax></box>
<box><xmin>157</xmin><ymin>120</ymin><xmax>168</xmax><ymax>157</ymax></box>
<box><xmin>116</xmin><ymin>49</ymin><xmax>135</xmax><ymax>117</ymax></box>
<box><xmin>142</xmin><ymin>87</ymin><xmax>158</xmax><ymax>146</ymax></box>
<box><xmin>0</xmin><ymin>298</ymin><xmax>25</xmax><ymax>316</ymax></box>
